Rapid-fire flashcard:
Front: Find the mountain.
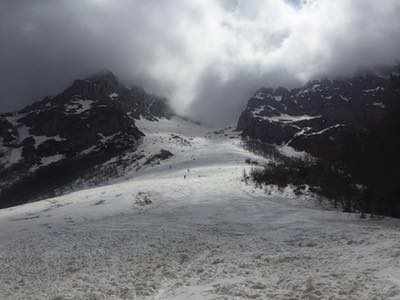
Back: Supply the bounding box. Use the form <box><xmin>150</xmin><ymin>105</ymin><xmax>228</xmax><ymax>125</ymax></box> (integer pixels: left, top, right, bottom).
<box><xmin>238</xmin><ymin>69</ymin><xmax>400</xmax><ymax>159</ymax></box>
<box><xmin>0</xmin><ymin>71</ymin><xmax>173</xmax><ymax>208</ymax></box>
<box><xmin>238</xmin><ymin>67</ymin><xmax>400</xmax><ymax>216</ymax></box>
<box><xmin>1</xmin><ymin>72</ymin><xmax>400</xmax><ymax>299</ymax></box>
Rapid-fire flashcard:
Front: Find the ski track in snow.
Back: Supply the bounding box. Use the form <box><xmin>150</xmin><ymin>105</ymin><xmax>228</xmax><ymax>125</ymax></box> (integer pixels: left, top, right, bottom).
<box><xmin>1</xmin><ymin>117</ymin><xmax>400</xmax><ymax>299</ymax></box>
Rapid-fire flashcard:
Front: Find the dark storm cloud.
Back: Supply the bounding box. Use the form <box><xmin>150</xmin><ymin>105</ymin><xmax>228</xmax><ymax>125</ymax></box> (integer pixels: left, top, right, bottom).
<box><xmin>1</xmin><ymin>0</ymin><xmax>400</xmax><ymax>125</ymax></box>
<box><xmin>0</xmin><ymin>0</ymin><xmax>186</xmax><ymax>111</ymax></box>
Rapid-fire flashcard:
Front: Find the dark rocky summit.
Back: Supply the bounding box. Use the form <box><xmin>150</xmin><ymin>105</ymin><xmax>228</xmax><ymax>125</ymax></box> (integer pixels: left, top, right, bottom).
<box><xmin>0</xmin><ymin>70</ymin><xmax>173</xmax><ymax>208</ymax></box>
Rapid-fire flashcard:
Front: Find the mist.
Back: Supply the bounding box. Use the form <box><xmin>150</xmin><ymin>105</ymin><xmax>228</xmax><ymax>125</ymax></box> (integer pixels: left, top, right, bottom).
<box><xmin>1</xmin><ymin>0</ymin><xmax>400</xmax><ymax>125</ymax></box>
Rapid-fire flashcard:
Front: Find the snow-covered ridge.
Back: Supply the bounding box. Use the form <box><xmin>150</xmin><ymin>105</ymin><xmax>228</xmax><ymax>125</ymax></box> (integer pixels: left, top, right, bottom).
<box><xmin>276</xmin><ymin>144</ymin><xmax>309</xmax><ymax>159</ymax></box>
<box><xmin>264</xmin><ymin>113</ymin><xmax>321</xmax><ymax>123</ymax></box>
<box><xmin>303</xmin><ymin>124</ymin><xmax>345</xmax><ymax>137</ymax></box>
<box><xmin>251</xmin><ymin>105</ymin><xmax>321</xmax><ymax>124</ymax></box>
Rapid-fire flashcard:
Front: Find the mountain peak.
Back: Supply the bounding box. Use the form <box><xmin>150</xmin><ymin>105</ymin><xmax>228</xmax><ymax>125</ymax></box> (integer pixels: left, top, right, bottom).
<box><xmin>61</xmin><ymin>69</ymin><xmax>123</xmax><ymax>100</ymax></box>
<box><xmin>87</xmin><ymin>69</ymin><xmax>119</xmax><ymax>83</ymax></box>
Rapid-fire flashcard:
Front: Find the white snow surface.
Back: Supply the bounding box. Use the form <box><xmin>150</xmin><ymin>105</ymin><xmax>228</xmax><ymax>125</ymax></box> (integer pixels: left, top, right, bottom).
<box><xmin>29</xmin><ymin>154</ymin><xmax>66</xmax><ymax>172</ymax></box>
<box><xmin>0</xmin><ymin>147</ymin><xmax>23</xmax><ymax>168</ymax></box>
<box><xmin>255</xmin><ymin>113</ymin><xmax>321</xmax><ymax>124</ymax></box>
<box><xmin>109</xmin><ymin>93</ymin><xmax>119</xmax><ymax>99</ymax></box>
<box><xmin>1</xmin><ymin>117</ymin><xmax>400</xmax><ymax>299</ymax></box>
<box><xmin>33</xmin><ymin>134</ymin><xmax>66</xmax><ymax>147</ymax></box>
<box><xmin>251</xmin><ymin>106</ymin><xmax>321</xmax><ymax>124</ymax></box>
<box><xmin>364</xmin><ymin>87</ymin><xmax>384</xmax><ymax>94</ymax></box>
<box><xmin>253</xmin><ymin>92</ymin><xmax>267</xmax><ymax>100</ymax></box>
<box><xmin>339</xmin><ymin>95</ymin><xmax>350</xmax><ymax>102</ymax></box>
<box><xmin>276</xmin><ymin>145</ymin><xmax>309</xmax><ymax>160</ymax></box>
<box><xmin>65</xmin><ymin>99</ymin><xmax>95</xmax><ymax>114</ymax></box>
<box><xmin>373</xmin><ymin>102</ymin><xmax>386</xmax><ymax>109</ymax></box>
<box><xmin>306</xmin><ymin>124</ymin><xmax>345</xmax><ymax>136</ymax></box>
<box><xmin>40</xmin><ymin>154</ymin><xmax>65</xmax><ymax>166</ymax></box>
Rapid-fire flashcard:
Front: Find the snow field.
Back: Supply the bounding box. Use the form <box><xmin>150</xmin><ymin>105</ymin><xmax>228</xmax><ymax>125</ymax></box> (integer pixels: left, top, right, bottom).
<box><xmin>0</xmin><ymin>117</ymin><xmax>400</xmax><ymax>299</ymax></box>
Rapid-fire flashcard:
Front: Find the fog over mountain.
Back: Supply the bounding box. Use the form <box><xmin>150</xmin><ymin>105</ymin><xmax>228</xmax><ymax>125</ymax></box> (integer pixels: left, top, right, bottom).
<box><xmin>1</xmin><ymin>0</ymin><xmax>400</xmax><ymax>125</ymax></box>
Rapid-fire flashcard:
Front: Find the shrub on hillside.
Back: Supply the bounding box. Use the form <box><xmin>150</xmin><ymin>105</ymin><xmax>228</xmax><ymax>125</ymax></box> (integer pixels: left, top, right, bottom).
<box><xmin>248</xmin><ymin>158</ymin><xmax>363</xmax><ymax>213</ymax></box>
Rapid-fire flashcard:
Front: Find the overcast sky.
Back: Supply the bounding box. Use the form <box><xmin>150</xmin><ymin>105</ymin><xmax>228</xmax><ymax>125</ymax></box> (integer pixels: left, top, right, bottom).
<box><xmin>1</xmin><ymin>0</ymin><xmax>400</xmax><ymax>125</ymax></box>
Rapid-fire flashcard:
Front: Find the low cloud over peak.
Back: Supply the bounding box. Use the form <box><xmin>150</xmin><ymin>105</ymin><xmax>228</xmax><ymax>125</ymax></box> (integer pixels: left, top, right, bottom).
<box><xmin>1</xmin><ymin>0</ymin><xmax>400</xmax><ymax>125</ymax></box>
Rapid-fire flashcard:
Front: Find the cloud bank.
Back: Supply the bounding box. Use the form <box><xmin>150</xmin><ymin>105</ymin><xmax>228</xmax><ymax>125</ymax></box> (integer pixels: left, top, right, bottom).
<box><xmin>1</xmin><ymin>0</ymin><xmax>400</xmax><ymax>125</ymax></box>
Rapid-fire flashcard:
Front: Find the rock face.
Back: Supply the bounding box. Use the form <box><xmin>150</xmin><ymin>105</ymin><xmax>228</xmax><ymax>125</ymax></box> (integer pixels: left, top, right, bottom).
<box><xmin>0</xmin><ymin>70</ymin><xmax>173</xmax><ymax>208</ymax></box>
<box><xmin>238</xmin><ymin>69</ymin><xmax>400</xmax><ymax>160</ymax></box>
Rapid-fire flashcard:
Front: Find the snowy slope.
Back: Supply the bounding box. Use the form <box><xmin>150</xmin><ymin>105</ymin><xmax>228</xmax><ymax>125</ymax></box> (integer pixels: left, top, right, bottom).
<box><xmin>1</xmin><ymin>117</ymin><xmax>400</xmax><ymax>299</ymax></box>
